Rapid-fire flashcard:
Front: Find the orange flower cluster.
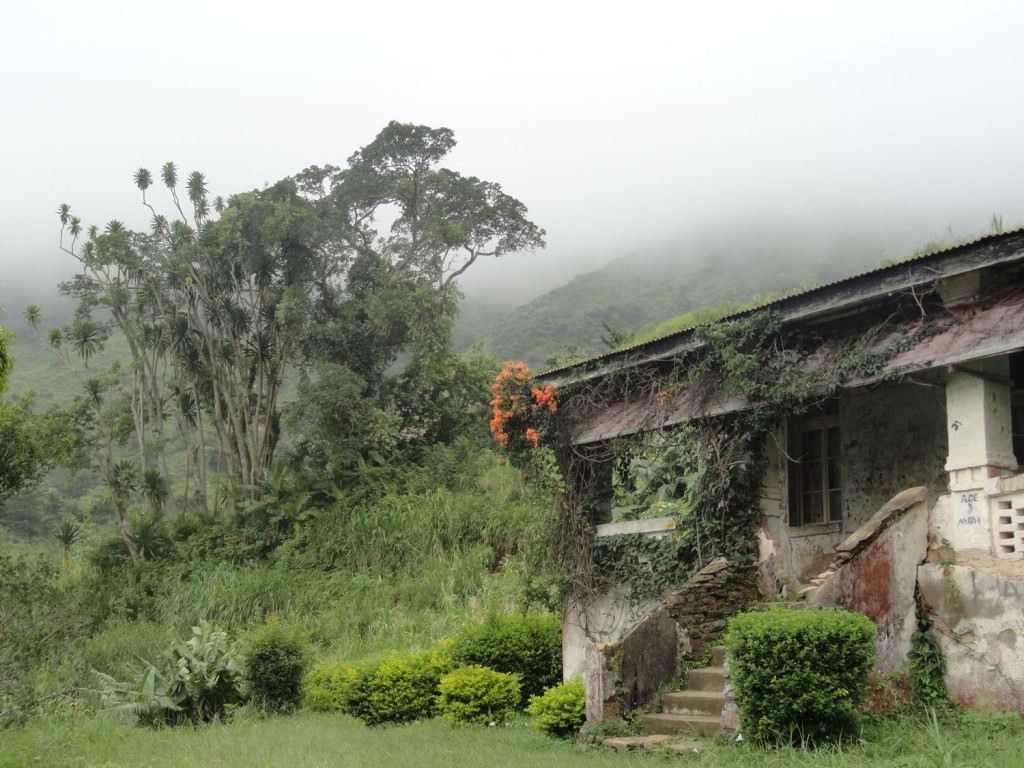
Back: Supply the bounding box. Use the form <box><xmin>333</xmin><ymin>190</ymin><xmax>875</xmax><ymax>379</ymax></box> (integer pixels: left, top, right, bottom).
<box><xmin>489</xmin><ymin>361</ymin><xmax>558</xmax><ymax>451</ymax></box>
<box><xmin>531</xmin><ymin>384</ymin><xmax>557</xmax><ymax>412</ymax></box>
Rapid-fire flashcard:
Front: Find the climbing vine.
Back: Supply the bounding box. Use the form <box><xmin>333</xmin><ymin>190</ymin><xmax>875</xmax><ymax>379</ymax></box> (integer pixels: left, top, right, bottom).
<box><xmin>533</xmin><ymin>297</ymin><xmax>954</xmax><ymax>603</ymax></box>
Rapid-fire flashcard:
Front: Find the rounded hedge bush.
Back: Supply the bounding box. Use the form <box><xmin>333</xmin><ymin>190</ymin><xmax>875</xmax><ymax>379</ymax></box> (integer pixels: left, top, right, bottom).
<box><xmin>725</xmin><ymin>607</ymin><xmax>876</xmax><ymax>745</ymax></box>
<box><xmin>449</xmin><ymin>613</ymin><xmax>560</xmax><ymax>706</ymax></box>
<box><xmin>527</xmin><ymin>678</ymin><xmax>585</xmax><ymax>738</ymax></box>
<box><xmin>438</xmin><ymin>665</ymin><xmax>521</xmax><ymax>725</ymax></box>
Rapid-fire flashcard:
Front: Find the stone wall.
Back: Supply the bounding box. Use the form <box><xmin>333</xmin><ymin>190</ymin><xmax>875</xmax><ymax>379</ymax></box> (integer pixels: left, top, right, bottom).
<box><xmin>663</xmin><ymin>559</ymin><xmax>759</xmax><ymax>665</ymax></box>
<box><xmin>582</xmin><ymin>558</ymin><xmax>758</xmax><ymax>722</ymax></box>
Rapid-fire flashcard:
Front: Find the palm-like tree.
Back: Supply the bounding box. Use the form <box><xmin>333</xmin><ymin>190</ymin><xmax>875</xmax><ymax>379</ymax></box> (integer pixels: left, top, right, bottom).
<box><xmin>140</xmin><ymin>468</ymin><xmax>169</xmax><ymax>515</ymax></box>
<box><xmin>128</xmin><ymin>514</ymin><xmax>168</xmax><ymax>561</ymax></box>
<box><xmin>23</xmin><ymin>304</ymin><xmax>41</xmax><ymax>330</ymax></box>
<box><xmin>133</xmin><ymin>167</ymin><xmax>153</xmax><ymax>194</ymax></box>
<box><xmin>69</xmin><ymin>318</ymin><xmax>104</xmax><ymax>367</ymax></box>
<box><xmin>54</xmin><ymin>518</ymin><xmax>82</xmax><ymax>572</ymax></box>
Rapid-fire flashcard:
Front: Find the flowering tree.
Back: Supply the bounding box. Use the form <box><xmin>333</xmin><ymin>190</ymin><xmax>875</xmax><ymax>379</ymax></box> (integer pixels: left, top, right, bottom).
<box><xmin>489</xmin><ymin>361</ymin><xmax>557</xmax><ymax>464</ymax></box>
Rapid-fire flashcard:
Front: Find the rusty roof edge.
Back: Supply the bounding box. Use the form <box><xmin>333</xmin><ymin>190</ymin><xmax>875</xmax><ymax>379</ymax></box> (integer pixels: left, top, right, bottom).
<box><xmin>572</xmin><ymin>308</ymin><xmax>1024</xmax><ymax>444</ymax></box>
<box><xmin>536</xmin><ymin>228</ymin><xmax>1024</xmax><ymax>388</ymax></box>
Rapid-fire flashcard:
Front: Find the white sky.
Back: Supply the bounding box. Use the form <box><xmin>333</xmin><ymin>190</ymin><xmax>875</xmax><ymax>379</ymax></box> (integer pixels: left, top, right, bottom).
<box><xmin>2</xmin><ymin>0</ymin><xmax>1024</xmax><ymax>299</ymax></box>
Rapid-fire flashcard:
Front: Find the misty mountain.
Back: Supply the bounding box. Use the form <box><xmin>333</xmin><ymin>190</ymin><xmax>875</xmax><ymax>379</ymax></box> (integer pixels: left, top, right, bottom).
<box><xmin>460</xmin><ymin>226</ymin><xmax>897</xmax><ymax>369</ymax></box>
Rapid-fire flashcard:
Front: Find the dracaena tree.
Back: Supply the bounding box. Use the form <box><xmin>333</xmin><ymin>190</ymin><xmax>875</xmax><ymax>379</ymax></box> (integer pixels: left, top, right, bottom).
<box><xmin>57</xmin><ymin>169</ymin><xmax>323</xmax><ymax>516</ymax></box>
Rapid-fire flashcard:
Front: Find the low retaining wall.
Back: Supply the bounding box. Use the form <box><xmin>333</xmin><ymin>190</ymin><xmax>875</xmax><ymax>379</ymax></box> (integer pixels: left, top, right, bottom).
<box><xmin>582</xmin><ymin>557</ymin><xmax>758</xmax><ymax>722</ymax></box>
<box><xmin>918</xmin><ymin>563</ymin><xmax>1024</xmax><ymax>713</ymax></box>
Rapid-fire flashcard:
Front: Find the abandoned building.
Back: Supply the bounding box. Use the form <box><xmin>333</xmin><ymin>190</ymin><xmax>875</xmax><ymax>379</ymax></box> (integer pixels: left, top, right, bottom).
<box><xmin>535</xmin><ymin>228</ymin><xmax>1024</xmax><ymax>725</ymax></box>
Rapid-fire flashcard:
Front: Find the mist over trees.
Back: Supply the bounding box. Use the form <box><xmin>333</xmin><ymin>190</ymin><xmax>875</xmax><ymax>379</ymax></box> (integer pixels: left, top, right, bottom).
<box><xmin>43</xmin><ymin>121</ymin><xmax>544</xmax><ymax>555</ymax></box>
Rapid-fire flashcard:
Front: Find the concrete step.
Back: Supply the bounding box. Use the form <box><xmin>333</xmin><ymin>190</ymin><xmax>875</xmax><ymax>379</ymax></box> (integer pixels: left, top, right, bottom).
<box><xmin>601</xmin><ymin>735</ymin><xmax>705</xmax><ymax>756</ymax></box>
<box><xmin>661</xmin><ymin>689</ymin><xmax>726</xmax><ymax>718</ymax></box>
<box><xmin>710</xmin><ymin>645</ymin><xmax>727</xmax><ymax>667</ymax></box>
<box><xmin>640</xmin><ymin>712</ymin><xmax>722</xmax><ymax>738</ymax></box>
<box><xmin>685</xmin><ymin>667</ymin><xmax>725</xmax><ymax>692</ymax></box>
<box><xmin>603</xmin><ymin>735</ymin><xmax>671</xmax><ymax>752</ymax></box>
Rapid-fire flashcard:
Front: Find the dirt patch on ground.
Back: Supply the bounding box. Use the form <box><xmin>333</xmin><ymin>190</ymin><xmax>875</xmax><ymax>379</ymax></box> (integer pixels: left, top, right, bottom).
<box><xmin>944</xmin><ymin>549</ymin><xmax>1024</xmax><ymax>582</ymax></box>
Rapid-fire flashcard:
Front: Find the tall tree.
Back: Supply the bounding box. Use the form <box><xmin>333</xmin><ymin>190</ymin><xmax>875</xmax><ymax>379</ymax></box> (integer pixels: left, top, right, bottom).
<box><xmin>54</xmin><ymin>122</ymin><xmax>545</xmax><ymax>514</ymax></box>
<box><xmin>288</xmin><ymin>122</ymin><xmax>545</xmax><ymax>470</ymax></box>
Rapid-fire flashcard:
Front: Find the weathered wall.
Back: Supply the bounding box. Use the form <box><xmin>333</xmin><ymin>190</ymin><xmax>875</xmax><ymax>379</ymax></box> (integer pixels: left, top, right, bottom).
<box><xmin>580</xmin><ymin>559</ymin><xmax>758</xmax><ymax>722</ymax></box>
<box><xmin>761</xmin><ymin>382</ymin><xmax>947</xmax><ymax>584</ymax></box>
<box><xmin>808</xmin><ymin>488</ymin><xmax>929</xmax><ymax>673</ymax></box>
<box><xmin>564</xmin><ymin>585</ymin><xmax>659</xmax><ymax>682</ymax></box>
<box><xmin>918</xmin><ymin>563</ymin><xmax>1024</xmax><ymax>713</ymax></box>
<box><xmin>563</xmin><ymin>518</ymin><xmax>678</xmax><ymax>681</ymax></box>
<box><xmin>841</xmin><ymin>381</ymin><xmax>948</xmax><ymax>516</ymax></box>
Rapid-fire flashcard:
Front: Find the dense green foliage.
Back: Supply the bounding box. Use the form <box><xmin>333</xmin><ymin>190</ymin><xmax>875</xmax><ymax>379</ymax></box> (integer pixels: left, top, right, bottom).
<box><xmin>449</xmin><ymin>613</ymin><xmax>562</xmax><ymax>705</ymax></box>
<box><xmin>0</xmin><ymin>551</ymin><xmax>94</xmax><ymax>725</ymax></box>
<box><xmin>725</xmin><ymin>608</ymin><xmax>877</xmax><ymax>745</ymax></box>
<box><xmin>94</xmin><ymin>621</ymin><xmax>244</xmax><ymax>726</ymax></box>
<box><xmin>303</xmin><ymin>659</ymin><xmax>374</xmax><ymax>713</ymax></box>
<box><xmin>526</xmin><ymin>678</ymin><xmax>586</xmax><ymax>738</ymax></box>
<box><xmin>243</xmin><ymin>621</ymin><xmax>307</xmax><ymax>714</ymax></box>
<box><xmin>31</xmin><ymin>121</ymin><xmax>543</xmax><ymax>564</ymax></box>
<box><xmin>353</xmin><ymin>650</ymin><xmax>451</xmax><ymax>726</ymax></box>
<box><xmin>437</xmin><ymin>665</ymin><xmax>521</xmax><ymax>726</ymax></box>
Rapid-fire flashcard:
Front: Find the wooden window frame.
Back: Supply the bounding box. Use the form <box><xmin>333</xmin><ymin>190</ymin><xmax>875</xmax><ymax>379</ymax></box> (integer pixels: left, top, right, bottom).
<box><xmin>788</xmin><ymin>412</ymin><xmax>842</xmax><ymax>528</ymax></box>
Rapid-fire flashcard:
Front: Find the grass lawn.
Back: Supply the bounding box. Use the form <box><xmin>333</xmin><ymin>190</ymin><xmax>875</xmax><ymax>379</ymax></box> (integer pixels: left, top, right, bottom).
<box><xmin>3</xmin><ymin>710</ymin><xmax>1022</xmax><ymax>768</ymax></box>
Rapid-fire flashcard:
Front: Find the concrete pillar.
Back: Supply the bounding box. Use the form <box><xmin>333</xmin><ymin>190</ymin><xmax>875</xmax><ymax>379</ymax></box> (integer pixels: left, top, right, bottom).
<box><xmin>934</xmin><ymin>358</ymin><xmax>1018</xmax><ymax>554</ymax></box>
<box><xmin>945</xmin><ymin>358</ymin><xmax>1016</xmax><ymax>488</ymax></box>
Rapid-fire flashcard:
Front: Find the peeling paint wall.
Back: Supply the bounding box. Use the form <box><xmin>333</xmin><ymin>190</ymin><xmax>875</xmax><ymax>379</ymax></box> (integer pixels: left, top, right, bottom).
<box><xmin>808</xmin><ymin>492</ymin><xmax>928</xmax><ymax>674</ymax></box>
<box><xmin>842</xmin><ymin>381</ymin><xmax>948</xmax><ymax>517</ymax></box>
<box><xmin>918</xmin><ymin>564</ymin><xmax>1024</xmax><ymax>713</ymax></box>
<box><xmin>761</xmin><ymin>381</ymin><xmax>947</xmax><ymax>583</ymax></box>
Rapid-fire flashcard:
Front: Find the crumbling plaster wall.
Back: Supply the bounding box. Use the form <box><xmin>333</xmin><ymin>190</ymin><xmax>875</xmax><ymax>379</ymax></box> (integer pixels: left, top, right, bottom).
<box><xmin>760</xmin><ymin>381</ymin><xmax>947</xmax><ymax>585</ymax></box>
<box><xmin>919</xmin><ymin>563</ymin><xmax>1024</xmax><ymax>713</ymax></box>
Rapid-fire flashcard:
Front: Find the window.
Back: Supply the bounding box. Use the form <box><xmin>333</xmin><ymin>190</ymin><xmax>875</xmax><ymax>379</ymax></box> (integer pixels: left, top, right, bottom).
<box><xmin>788</xmin><ymin>411</ymin><xmax>842</xmax><ymax>527</ymax></box>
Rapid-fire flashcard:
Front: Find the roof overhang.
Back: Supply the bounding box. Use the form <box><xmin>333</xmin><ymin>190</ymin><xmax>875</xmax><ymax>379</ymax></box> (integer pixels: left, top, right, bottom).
<box><xmin>572</xmin><ymin>296</ymin><xmax>1024</xmax><ymax>444</ymax></box>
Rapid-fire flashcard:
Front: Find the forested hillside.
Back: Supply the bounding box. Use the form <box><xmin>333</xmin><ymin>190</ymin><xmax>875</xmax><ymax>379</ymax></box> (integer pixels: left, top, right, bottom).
<box><xmin>464</xmin><ymin>226</ymin><xmax>894</xmax><ymax>369</ymax></box>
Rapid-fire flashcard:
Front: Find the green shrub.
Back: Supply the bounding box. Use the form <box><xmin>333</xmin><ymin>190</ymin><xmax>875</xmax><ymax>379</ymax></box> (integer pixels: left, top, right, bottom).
<box><xmin>303</xmin><ymin>660</ymin><xmax>373</xmax><ymax>713</ymax></box>
<box><xmin>356</xmin><ymin>649</ymin><xmax>451</xmax><ymax>726</ymax></box>
<box><xmin>243</xmin><ymin>622</ymin><xmax>306</xmax><ymax>713</ymax></box>
<box><xmin>725</xmin><ymin>607</ymin><xmax>876</xmax><ymax>745</ymax></box>
<box><xmin>94</xmin><ymin>621</ymin><xmax>244</xmax><ymax>726</ymax></box>
<box><xmin>449</xmin><ymin>613</ymin><xmax>560</xmax><ymax>705</ymax></box>
<box><xmin>527</xmin><ymin>678</ymin><xmax>585</xmax><ymax>738</ymax></box>
<box><xmin>437</xmin><ymin>665</ymin><xmax>521</xmax><ymax>726</ymax></box>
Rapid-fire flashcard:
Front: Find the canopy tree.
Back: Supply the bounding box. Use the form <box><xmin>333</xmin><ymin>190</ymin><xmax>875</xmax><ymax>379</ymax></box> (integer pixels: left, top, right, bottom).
<box><xmin>286</xmin><ymin>122</ymin><xmax>545</xmax><ymax>471</ymax></box>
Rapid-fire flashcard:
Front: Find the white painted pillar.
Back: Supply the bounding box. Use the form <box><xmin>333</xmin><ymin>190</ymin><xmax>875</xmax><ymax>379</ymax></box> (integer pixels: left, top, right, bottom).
<box><xmin>935</xmin><ymin>358</ymin><xmax>1017</xmax><ymax>553</ymax></box>
<box><xmin>945</xmin><ymin>358</ymin><xmax>1016</xmax><ymax>487</ymax></box>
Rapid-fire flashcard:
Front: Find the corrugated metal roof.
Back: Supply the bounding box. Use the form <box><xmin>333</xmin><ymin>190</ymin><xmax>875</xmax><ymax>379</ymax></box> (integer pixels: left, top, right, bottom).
<box><xmin>573</xmin><ymin>294</ymin><xmax>1024</xmax><ymax>444</ymax></box>
<box><xmin>537</xmin><ymin>227</ymin><xmax>1024</xmax><ymax>385</ymax></box>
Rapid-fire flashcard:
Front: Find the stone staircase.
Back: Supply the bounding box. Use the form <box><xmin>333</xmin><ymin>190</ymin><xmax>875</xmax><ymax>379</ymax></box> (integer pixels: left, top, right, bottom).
<box><xmin>639</xmin><ymin>645</ymin><xmax>727</xmax><ymax>739</ymax></box>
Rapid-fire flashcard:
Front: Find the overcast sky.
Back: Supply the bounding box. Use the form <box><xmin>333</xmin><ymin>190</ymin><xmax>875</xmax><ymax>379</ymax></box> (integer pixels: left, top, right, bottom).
<box><xmin>3</xmin><ymin>1</ymin><xmax>1024</xmax><ymax>301</ymax></box>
